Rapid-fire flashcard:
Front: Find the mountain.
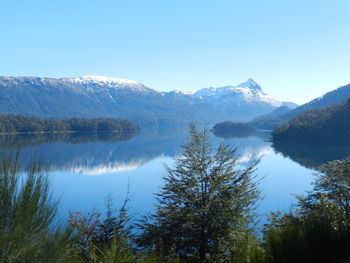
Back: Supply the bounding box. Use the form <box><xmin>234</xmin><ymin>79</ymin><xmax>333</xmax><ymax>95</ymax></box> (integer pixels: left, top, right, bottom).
<box><xmin>0</xmin><ymin>75</ymin><xmax>289</xmax><ymax>129</ymax></box>
<box><xmin>272</xmin><ymin>98</ymin><xmax>350</xmax><ymax>145</ymax></box>
<box><xmin>190</xmin><ymin>79</ymin><xmax>295</xmax><ymax>121</ymax></box>
<box><xmin>250</xmin><ymin>83</ymin><xmax>350</xmax><ymax>130</ymax></box>
<box><xmin>0</xmin><ymin>75</ymin><xmax>222</xmax><ymax>129</ymax></box>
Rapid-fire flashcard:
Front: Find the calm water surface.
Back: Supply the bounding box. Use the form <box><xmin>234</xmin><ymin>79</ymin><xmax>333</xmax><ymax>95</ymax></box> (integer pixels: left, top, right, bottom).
<box><xmin>1</xmin><ymin>129</ymin><xmax>348</xmax><ymax>223</ymax></box>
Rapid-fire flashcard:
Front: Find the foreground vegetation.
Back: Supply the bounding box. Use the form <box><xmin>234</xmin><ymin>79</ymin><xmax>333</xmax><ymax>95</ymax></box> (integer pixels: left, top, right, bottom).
<box><xmin>0</xmin><ymin>114</ymin><xmax>139</xmax><ymax>134</ymax></box>
<box><xmin>263</xmin><ymin>157</ymin><xmax>350</xmax><ymax>263</ymax></box>
<box><xmin>1</xmin><ymin>127</ymin><xmax>350</xmax><ymax>262</ymax></box>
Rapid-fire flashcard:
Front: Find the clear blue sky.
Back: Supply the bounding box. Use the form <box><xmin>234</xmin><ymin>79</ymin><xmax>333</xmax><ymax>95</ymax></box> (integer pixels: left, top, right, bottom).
<box><xmin>1</xmin><ymin>0</ymin><xmax>349</xmax><ymax>104</ymax></box>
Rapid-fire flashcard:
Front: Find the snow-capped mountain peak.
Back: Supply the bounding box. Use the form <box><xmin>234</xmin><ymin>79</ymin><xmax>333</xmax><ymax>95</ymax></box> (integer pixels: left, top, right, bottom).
<box><xmin>193</xmin><ymin>79</ymin><xmax>267</xmax><ymax>98</ymax></box>
<box><xmin>174</xmin><ymin>79</ymin><xmax>284</xmax><ymax>121</ymax></box>
<box><xmin>237</xmin><ymin>78</ymin><xmax>262</xmax><ymax>90</ymax></box>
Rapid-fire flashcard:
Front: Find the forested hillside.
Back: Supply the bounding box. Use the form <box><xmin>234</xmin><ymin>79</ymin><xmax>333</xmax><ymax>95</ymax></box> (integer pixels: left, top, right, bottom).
<box><xmin>272</xmin><ymin>98</ymin><xmax>350</xmax><ymax>145</ymax></box>
<box><xmin>251</xmin><ymin>83</ymin><xmax>350</xmax><ymax>129</ymax></box>
<box><xmin>0</xmin><ymin>114</ymin><xmax>139</xmax><ymax>134</ymax></box>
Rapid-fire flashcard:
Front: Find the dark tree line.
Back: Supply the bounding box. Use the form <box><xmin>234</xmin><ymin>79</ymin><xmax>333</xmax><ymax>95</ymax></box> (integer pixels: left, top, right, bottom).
<box><xmin>0</xmin><ymin>114</ymin><xmax>139</xmax><ymax>134</ymax></box>
<box><xmin>272</xmin><ymin>98</ymin><xmax>350</xmax><ymax>145</ymax></box>
<box><xmin>212</xmin><ymin>121</ymin><xmax>256</xmax><ymax>138</ymax></box>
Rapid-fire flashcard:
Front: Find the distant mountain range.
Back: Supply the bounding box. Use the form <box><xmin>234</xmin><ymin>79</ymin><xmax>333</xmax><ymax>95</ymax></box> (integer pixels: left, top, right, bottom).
<box><xmin>164</xmin><ymin>79</ymin><xmax>297</xmax><ymax>121</ymax></box>
<box><xmin>250</xmin><ymin>83</ymin><xmax>350</xmax><ymax>130</ymax></box>
<box><xmin>0</xmin><ymin>76</ymin><xmax>294</xmax><ymax>129</ymax></box>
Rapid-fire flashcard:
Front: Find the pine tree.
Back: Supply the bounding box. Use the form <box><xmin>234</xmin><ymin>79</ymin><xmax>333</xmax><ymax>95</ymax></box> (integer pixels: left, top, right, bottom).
<box><xmin>139</xmin><ymin>125</ymin><xmax>260</xmax><ymax>263</ymax></box>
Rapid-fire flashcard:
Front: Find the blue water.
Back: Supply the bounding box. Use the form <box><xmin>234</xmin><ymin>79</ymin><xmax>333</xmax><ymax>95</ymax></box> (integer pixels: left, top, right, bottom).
<box><xmin>0</xmin><ymin>129</ymin><xmax>333</xmax><ymax>223</ymax></box>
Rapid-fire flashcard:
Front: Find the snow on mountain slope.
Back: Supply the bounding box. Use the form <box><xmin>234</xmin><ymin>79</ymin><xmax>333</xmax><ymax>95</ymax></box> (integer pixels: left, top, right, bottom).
<box><xmin>0</xmin><ymin>75</ymin><xmax>294</xmax><ymax>125</ymax></box>
<box><xmin>162</xmin><ymin>78</ymin><xmax>288</xmax><ymax>121</ymax></box>
<box><xmin>0</xmin><ymin>76</ymin><xmax>223</xmax><ymax>129</ymax></box>
<box><xmin>71</xmin><ymin>75</ymin><xmax>141</xmax><ymax>86</ymax></box>
<box><xmin>62</xmin><ymin>75</ymin><xmax>156</xmax><ymax>94</ymax></box>
<box><xmin>192</xmin><ymin>79</ymin><xmax>281</xmax><ymax>107</ymax></box>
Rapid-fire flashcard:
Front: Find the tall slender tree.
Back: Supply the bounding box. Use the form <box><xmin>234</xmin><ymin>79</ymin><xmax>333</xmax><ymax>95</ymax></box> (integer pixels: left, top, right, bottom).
<box><xmin>139</xmin><ymin>125</ymin><xmax>260</xmax><ymax>263</ymax></box>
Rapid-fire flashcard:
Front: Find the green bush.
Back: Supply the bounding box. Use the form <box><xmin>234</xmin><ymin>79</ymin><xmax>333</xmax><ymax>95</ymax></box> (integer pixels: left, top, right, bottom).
<box><xmin>263</xmin><ymin>157</ymin><xmax>350</xmax><ymax>263</ymax></box>
<box><xmin>0</xmin><ymin>155</ymin><xmax>74</xmax><ymax>263</ymax></box>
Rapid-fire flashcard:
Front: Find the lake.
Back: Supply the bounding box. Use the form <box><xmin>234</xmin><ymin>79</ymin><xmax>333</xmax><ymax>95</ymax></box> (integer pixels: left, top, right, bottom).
<box><xmin>1</xmin><ymin>128</ymin><xmax>349</xmax><ymax>224</ymax></box>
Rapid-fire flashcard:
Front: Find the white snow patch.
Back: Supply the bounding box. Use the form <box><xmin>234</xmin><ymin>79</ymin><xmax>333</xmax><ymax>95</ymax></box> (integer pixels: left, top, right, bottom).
<box><xmin>71</xmin><ymin>75</ymin><xmax>141</xmax><ymax>86</ymax></box>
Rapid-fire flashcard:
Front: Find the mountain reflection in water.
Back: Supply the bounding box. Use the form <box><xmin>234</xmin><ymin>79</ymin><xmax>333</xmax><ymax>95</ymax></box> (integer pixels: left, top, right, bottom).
<box><xmin>0</xmin><ymin>129</ymin><xmax>319</xmax><ymax>220</ymax></box>
<box><xmin>273</xmin><ymin>141</ymin><xmax>350</xmax><ymax>170</ymax></box>
<box><xmin>0</xmin><ymin>129</ymin><xmax>273</xmax><ymax>175</ymax></box>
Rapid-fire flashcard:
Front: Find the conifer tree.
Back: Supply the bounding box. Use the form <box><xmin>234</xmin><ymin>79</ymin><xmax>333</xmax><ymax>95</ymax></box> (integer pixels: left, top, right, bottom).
<box><xmin>139</xmin><ymin>125</ymin><xmax>260</xmax><ymax>262</ymax></box>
